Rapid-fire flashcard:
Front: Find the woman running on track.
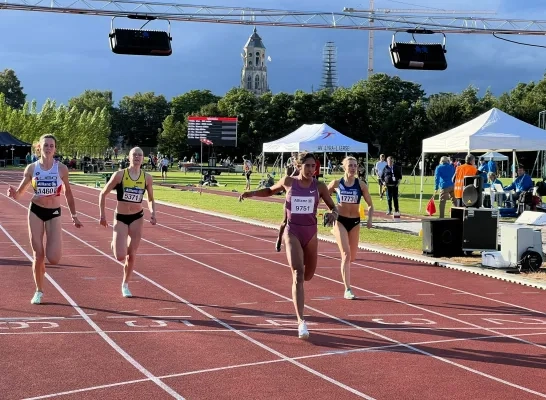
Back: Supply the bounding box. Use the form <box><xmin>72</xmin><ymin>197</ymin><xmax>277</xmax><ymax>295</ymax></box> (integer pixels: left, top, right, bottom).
<box><xmin>239</xmin><ymin>152</ymin><xmax>338</xmax><ymax>340</ymax></box>
<box><xmin>99</xmin><ymin>146</ymin><xmax>156</xmax><ymax>298</ymax></box>
<box><xmin>7</xmin><ymin>134</ymin><xmax>83</xmax><ymax>305</ymax></box>
<box><xmin>328</xmin><ymin>156</ymin><xmax>374</xmax><ymax>300</ymax></box>
<box><xmin>275</xmin><ymin>160</ymin><xmax>300</xmax><ymax>252</ymax></box>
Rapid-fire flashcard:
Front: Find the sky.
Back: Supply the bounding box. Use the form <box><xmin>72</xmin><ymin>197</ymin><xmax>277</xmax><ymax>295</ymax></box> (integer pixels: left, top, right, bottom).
<box><xmin>1</xmin><ymin>0</ymin><xmax>546</xmax><ymax>107</ymax></box>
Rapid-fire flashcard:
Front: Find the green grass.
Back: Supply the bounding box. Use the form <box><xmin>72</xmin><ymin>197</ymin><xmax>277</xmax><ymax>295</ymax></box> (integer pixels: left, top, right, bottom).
<box><xmin>69</xmin><ymin>169</ymin><xmax>424</xmax><ymax>252</ymax></box>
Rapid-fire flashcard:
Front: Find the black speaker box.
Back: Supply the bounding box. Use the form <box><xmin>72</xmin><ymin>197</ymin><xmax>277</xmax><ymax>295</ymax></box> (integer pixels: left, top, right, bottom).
<box><xmin>389</xmin><ymin>42</ymin><xmax>447</xmax><ymax>70</ymax></box>
<box><xmin>462</xmin><ymin>175</ymin><xmax>484</xmax><ymax>208</ymax></box>
<box><xmin>450</xmin><ymin>207</ymin><xmax>498</xmax><ymax>251</ymax></box>
<box><xmin>109</xmin><ymin>28</ymin><xmax>172</xmax><ymax>56</ymax></box>
<box><xmin>422</xmin><ymin>217</ymin><xmax>463</xmax><ymax>257</ymax></box>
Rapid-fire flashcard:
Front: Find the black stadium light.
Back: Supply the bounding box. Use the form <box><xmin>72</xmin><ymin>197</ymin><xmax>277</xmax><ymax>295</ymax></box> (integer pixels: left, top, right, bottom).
<box><xmin>389</xmin><ymin>29</ymin><xmax>447</xmax><ymax>71</ymax></box>
<box><xmin>109</xmin><ymin>15</ymin><xmax>173</xmax><ymax>56</ymax></box>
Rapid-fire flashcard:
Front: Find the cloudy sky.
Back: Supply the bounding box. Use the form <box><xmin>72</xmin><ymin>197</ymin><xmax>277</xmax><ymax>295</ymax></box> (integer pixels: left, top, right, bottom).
<box><xmin>0</xmin><ymin>0</ymin><xmax>545</xmax><ymax>106</ymax></box>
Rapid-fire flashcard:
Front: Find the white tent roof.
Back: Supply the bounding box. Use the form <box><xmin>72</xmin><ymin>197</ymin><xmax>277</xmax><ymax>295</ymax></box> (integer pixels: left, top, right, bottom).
<box><xmin>480</xmin><ymin>151</ymin><xmax>509</xmax><ymax>161</ymax></box>
<box><xmin>422</xmin><ymin>108</ymin><xmax>546</xmax><ymax>153</ymax></box>
<box><xmin>262</xmin><ymin>123</ymin><xmax>368</xmax><ymax>153</ymax></box>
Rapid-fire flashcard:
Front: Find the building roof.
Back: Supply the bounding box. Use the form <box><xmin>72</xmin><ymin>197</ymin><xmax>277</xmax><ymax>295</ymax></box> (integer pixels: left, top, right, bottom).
<box><xmin>0</xmin><ymin>131</ymin><xmax>32</xmax><ymax>147</ymax></box>
<box><xmin>244</xmin><ymin>27</ymin><xmax>265</xmax><ymax>49</ymax></box>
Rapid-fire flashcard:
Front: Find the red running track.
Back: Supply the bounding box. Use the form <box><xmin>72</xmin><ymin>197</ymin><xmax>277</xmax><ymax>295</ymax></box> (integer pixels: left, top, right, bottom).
<box><xmin>1</xmin><ymin>170</ymin><xmax>546</xmax><ymax>399</ymax></box>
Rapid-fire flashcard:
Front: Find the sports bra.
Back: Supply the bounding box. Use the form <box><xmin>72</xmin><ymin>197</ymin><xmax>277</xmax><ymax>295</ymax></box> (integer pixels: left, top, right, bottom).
<box><xmin>115</xmin><ymin>169</ymin><xmax>147</xmax><ymax>203</ymax></box>
<box><xmin>335</xmin><ymin>177</ymin><xmax>362</xmax><ymax>204</ymax></box>
<box><xmin>31</xmin><ymin>160</ymin><xmax>63</xmax><ymax>197</ymax></box>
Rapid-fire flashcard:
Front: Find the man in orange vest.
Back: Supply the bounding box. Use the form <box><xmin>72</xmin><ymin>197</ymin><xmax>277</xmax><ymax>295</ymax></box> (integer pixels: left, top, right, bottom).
<box><xmin>453</xmin><ymin>154</ymin><xmax>478</xmax><ymax>207</ymax></box>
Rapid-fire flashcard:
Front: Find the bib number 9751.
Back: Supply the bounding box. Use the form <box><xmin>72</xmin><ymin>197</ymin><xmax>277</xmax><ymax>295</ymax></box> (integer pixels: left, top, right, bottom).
<box><xmin>291</xmin><ymin>196</ymin><xmax>315</xmax><ymax>214</ymax></box>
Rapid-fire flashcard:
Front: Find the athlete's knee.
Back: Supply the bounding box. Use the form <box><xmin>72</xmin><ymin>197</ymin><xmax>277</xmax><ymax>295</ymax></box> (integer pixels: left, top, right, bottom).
<box><xmin>115</xmin><ymin>253</ymin><xmax>127</xmax><ymax>262</ymax></box>
<box><xmin>32</xmin><ymin>249</ymin><xmax>45</xmax><ymax>263</ymax></box>
<box><xmin>340</xmin><ymin>249</ymin><xmax>351</xmax><ymax>263</ymax></box>
<box><xmin>46</xmin><ymin>254</ymin><xmax>61</xmax><ymax>265</ymax></box>
<box><xmin>292</xmin><ymin>268</ymin><xmax>304</xmax><ymax>285</ymax></box>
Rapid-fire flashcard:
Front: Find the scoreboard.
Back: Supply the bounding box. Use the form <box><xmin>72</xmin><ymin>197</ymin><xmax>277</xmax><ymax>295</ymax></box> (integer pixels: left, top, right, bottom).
<box><xmin>187</xmin><ymin>116</ymin><xmax>238</xmax><ymax>147</ymax></box>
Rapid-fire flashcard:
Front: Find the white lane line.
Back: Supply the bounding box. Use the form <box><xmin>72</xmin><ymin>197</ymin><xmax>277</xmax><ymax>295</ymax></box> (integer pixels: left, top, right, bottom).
<box><xmin>64</xmin><ymin>217</ymin><xmax>546</xmax><ymax>398</ymax></box>
<box><xmin>0</xmin><ymin>224</ymin><xmax>185</xmax><ymax>400</ymax></box>
<box><xmin>25</xmin><ymin>331</ymin><xmax>546</xmax><ymax>400</ymax></box>
<box><xmin>62</xmin><ymin>189</ymin><xmax>546</xmax><ymax>396</ymax></box>
<box><xmin>61</xmin><ymin>229</ymin><xmax>375</xmax><ymax>400</ymax></box>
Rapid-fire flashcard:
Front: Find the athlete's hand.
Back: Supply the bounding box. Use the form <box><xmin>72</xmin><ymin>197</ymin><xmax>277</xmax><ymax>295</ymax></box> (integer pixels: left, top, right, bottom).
<box><xmin>99</xmin><ymin>216</ymin><xmax>109</xmax><ymax>227</ymax></box>
<box><xmin>72</xmin><ymin>216</ymin><xmax>83</xmax><ymax>228</ymax></box>
<box><xmin>150</xmin><ymin>213</ymin><xmax>157</xmax><ymax>225</ymax></box>
<box><xmin>7</xmin><ymin>186</ymin><xmax>16</xmax><ymax>199</ymax></box>
<box><xmin>366</xmin><ymin>219</ymin><xmax>372</xmax><ymax>229</ymax></box>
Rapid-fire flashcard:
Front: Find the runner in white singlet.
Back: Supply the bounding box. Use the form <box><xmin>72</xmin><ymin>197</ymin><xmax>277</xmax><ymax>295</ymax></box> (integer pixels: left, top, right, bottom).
<box><xmin>7</xmin><ymin>134</ymin><xmax>83</xmax><ymax>305</ymax></box>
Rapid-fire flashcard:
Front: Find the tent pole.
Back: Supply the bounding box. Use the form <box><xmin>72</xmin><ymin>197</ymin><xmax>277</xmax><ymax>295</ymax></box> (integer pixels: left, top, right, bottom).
<box><xmin>512</xmin><ymin>150</ymin><xmax>516</xmax><ymax>181</ymax></box>
<box><xmin>261</xmin><ymin>153</ymin><xmax>265</xmax><ymax>179</ymax></box>
<box><xmin>419</xmin><ymin>152</ymin><xmax>425</xmax><ymax>213</ymax></box>
<box><xmin>365</xmin><ymin>151</ymin><xmax>369</xmax><ymax>184</ymax></box>
<box><xmin>323</xmin><ymin>152</ymin><xmax>326</xmax><ymax>179</ymax></box>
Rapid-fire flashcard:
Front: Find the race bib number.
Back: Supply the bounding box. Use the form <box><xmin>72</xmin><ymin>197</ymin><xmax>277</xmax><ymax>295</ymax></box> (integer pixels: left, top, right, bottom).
<box><xmin>340</xmin><ymin>194</ymin><xmax>358</xmax><ymax>203</ymax></box>
<box><xmin>291</xmin><ymin>196</ymin><xmax>315</xmax><ymax>214</ymax></box>
<box><xmin>35</xmin><ymin>181</ymin><xmax>57</xmax><ymax>196</ymax></box>
<box><xmin>123</xmin><ymin>188</ymin><xmax>144</xmax><ymax>203</ymax></box>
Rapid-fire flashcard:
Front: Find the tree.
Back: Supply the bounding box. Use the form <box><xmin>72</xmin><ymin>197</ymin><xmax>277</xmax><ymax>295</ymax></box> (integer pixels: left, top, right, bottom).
<box><xmin>115</xmin><ymin>92</ymin><xmax>170</xmax><ymax>148</ymax></box>
<box><xmin>157</xmin><ymin>115</ymin><xmax>188</xmax><ymax>158</ymax></box>
<box><xmin>0</xmin><ymin>69</ymin><xmax>26</xmax><ymax>109</ymax></box>
<box><xmin>171</xmin><ymin>89</ymin><xmax>221</xmax><ymax>122</ymax></box>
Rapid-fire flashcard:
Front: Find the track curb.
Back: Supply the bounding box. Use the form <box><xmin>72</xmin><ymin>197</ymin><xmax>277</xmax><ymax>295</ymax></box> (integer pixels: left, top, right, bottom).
<box><xmin>73</xmin><ymin>182</ymin><xmax>546</xmax><ymax>292</ymax></box>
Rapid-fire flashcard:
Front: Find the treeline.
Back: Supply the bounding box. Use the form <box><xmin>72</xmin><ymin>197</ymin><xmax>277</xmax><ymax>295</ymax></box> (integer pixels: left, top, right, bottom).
<box><xmin>2</xmin><ymin>68</ymin><xmax>546</xmax><ymax>162</ymax></box>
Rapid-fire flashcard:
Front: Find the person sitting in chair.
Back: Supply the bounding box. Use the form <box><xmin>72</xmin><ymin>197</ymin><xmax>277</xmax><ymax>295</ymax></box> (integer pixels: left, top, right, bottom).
<box><xmin>483</xmin><ymin>172</ymin><xmax>503</xmax><ymax>189</ymax></box>
<box><xmin>504</xmin><ymin>165</ymin><xmax>533</xmax><ymax>203</ymax></box>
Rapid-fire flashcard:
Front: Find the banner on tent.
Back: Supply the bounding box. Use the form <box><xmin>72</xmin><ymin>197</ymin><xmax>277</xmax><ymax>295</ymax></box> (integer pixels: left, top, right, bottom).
<box><xmin>316</xmin><ymin>145</ymin><xmax>351</xmax><ymax>152</ymax></box>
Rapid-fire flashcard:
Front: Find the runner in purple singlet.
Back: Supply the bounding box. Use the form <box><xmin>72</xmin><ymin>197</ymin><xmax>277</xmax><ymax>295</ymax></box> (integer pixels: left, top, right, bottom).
<box><xmin>239</xmin><ymin>152</ymin><xmax>338</xmax><ymax>339</ymax></box>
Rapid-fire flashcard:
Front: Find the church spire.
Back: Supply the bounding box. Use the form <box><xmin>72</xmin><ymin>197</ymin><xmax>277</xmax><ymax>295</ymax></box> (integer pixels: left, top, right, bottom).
<box><xmin>240</xmin><ymin>27</ymin><xmax>269</xmax><ymax>96</ymax></box>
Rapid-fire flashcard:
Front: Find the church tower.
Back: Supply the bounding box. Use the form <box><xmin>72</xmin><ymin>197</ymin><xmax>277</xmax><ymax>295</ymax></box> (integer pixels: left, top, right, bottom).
<box><xmin>241</xmin><ymin>27</ymin><xmax>269</xmax><ymax>96</ymax></box>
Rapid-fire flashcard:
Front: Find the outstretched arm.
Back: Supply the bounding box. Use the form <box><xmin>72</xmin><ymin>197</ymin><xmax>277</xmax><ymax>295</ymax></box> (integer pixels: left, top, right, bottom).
<box><xmin>240</xmin><ymin>176</ymin><xmax>289</xmax><ymax>200</ymax></box>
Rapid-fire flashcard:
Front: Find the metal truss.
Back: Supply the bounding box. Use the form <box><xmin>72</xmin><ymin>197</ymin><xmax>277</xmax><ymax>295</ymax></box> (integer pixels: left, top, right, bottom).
<box><xmin>1</xmin><ymin>0</ymin><xmax>546</xmax><ymax>35</ymax></box>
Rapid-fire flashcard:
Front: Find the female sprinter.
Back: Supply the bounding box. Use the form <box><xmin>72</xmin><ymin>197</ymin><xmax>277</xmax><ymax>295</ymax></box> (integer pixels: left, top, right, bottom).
<box><xmin>328</xmin><ymin>156</ymin><xmax>374</xmax><ymax>300</ymax></box>
<box><xmin>239</xmin><ymin>152</ymin><xmax>338</xmax><ymax>340</ymax></box>
<box><xmin>7</xmin><ymin>134</ymin><xmax>83</xmax><ymax>305</ymax></box>
<box><xmin>99</xmin><ymin>147</ymin><xmax>156</xmax><ymax>298</ymax></box>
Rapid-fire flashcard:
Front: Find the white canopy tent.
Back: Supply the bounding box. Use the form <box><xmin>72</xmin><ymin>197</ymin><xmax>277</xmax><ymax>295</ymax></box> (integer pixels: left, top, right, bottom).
<box><xmin>480</xmin><ymin>151</ymin><xmax>509</xmax><ymax>161</ymax></box>
<box><xmin>419</xmin><ymin>108</ymin><xmax>546</xmax><ymax>210</ymax></box>
<box><xmin>262</xmin><ymin>123</ymin><xmax>369</xmax><ymax>178</ymax></box>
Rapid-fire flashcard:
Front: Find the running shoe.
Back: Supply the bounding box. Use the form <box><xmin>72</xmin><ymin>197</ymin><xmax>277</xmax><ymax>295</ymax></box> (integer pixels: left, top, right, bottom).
<box><xmin>344</xmin><ymin>288</ymin><xmax>356</xmax><ymax>300</ymax></box>
<box><xmin>121</xmin><ymin>284</ymin><xmax>132</xmax><ymax>298</ymax></box>
<box><xmin>31</xmin><ymin>291</ymin><xmax>43</xmax><ymax>305</ymax></box>
<box><xmin>298</xmin><ymin>320</ymin><xmax>309</xmax><ymax>339</ymax></box>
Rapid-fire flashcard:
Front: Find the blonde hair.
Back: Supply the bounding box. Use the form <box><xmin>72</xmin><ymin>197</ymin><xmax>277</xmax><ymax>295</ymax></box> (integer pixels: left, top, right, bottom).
<box><xmin>342</xmin><ymin>156</ymin><xmax>358</xmax><ymax>181</ymax></box>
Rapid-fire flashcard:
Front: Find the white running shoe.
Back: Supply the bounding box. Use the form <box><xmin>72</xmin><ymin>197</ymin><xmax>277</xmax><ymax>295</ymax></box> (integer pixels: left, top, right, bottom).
<box><xmin>298</xmin><ymin>320</ymin><xmax>309</xmax><ymax>340</ymax></box>
<box><xmin>31</xmin><ymin>291</ymin><xmax>43</xmax><ymax>305</ymax></box>
<box><xmin>121</xmin><ymin>284</ymin><xmax>132</xmax><ymax>298</ymax></box>
<box><xmin>344</xmin><ymin>288</ymin><xmax>356</xmax><ymax>300</ymax></box>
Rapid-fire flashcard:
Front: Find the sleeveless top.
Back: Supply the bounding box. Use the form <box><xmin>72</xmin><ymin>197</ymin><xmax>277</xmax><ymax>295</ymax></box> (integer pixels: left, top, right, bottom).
<box><xmin>285</xmin><ymin>178</ymin><xmax>319</xmax><ymax>225</ymax></box>
<box><xmin>335</xmin><ymin>177</ymin><xmax>362</xmax><ymax>204</ymax></box>
<box><xmin>116</xmin><ymin>169</ymin><xmax>147</xmax><ymax>203</ymax></box>
<box><xmin>31</xmin><ymin>160</ymin><xmax>63</xmax><ymax>197</ymax></box>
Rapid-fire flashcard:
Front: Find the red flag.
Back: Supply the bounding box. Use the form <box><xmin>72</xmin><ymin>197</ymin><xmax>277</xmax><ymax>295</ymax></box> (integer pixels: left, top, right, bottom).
<box><xmin>200</xmin><ymin>138</ymin><xmax>213</xmax><ymax>146</ymax></box>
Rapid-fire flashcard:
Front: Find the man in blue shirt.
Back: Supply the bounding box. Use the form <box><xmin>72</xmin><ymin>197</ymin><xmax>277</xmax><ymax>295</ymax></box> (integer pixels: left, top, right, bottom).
<box><xmin>434</xmin><ymin>156</ymin><xmax>456</xmax><ymax>218</ymax></box>
<box><xmin>504</xmin><ymin>165</ymin><xmax>533</xmax><ymax>203</ymax></box>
